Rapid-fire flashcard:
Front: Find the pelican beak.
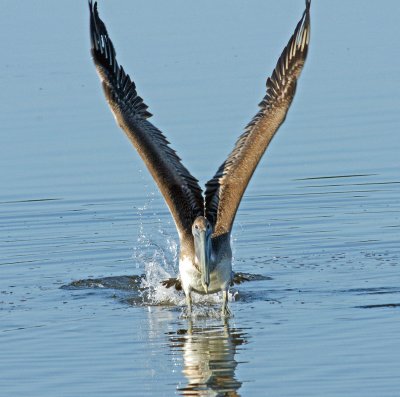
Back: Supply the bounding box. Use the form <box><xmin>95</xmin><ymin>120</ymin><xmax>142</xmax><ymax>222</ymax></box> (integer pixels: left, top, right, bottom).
<box><xmin>196</xmin><ymin>230</ymin><xmax>211</xmax><ymax>293</ymax></box>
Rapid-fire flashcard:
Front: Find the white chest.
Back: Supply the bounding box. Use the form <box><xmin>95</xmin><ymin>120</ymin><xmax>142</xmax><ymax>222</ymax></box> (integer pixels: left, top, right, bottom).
<box><xmin>179</xmin><ymin>256</ymin><xmax>232</xmax><ymax>294</ymax></box>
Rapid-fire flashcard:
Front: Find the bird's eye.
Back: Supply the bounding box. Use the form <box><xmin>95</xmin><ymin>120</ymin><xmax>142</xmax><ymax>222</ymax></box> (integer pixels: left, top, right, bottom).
<box><xmin>195</xmin><ymin>225</ymin><xmax>199</xmax><ymax>230</ymax></box>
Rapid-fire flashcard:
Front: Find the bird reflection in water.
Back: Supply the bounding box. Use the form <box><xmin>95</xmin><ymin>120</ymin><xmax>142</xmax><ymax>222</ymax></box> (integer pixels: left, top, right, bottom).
<box><xmin>168</xmin><ymin>321</ymin><xmax>247</xmax><ymax>396</ymax></box>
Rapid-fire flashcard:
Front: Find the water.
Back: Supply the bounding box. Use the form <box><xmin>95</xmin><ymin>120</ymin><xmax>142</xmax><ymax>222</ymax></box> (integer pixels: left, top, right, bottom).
<box><xmin>1</xmin><ymin>1</ymin><xmax>400</xmax><ymax>396</ymax></box>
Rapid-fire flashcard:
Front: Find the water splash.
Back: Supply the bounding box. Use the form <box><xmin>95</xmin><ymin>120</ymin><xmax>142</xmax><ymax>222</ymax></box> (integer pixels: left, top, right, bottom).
<box><xmin>62</xmin><ymin>198</ymin><xmax>258</xmax><ymax>316</ymax></box>
<box><xmin>132</xmin><ymin>199</ymin><xmax>181</xmax><ymax>305</ymax></box>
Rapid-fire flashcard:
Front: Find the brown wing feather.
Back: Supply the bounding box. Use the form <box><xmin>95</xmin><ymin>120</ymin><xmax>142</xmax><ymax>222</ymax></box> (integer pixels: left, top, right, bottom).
<box><xmin>89</xmin><ymin>1</ymin><xmax>204</xmax><ymax>236</ymax></box>
<box><xmin>205</xmin><ymin>0</ymin><xmax>311</xmax><ymax>236</ymax></box>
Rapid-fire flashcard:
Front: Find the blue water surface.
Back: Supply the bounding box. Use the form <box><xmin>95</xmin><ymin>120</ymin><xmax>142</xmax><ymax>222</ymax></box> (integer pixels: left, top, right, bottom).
<box><xmin>1</xmin><ymin>1</ymin><xmax>399</xmax><ymax>396</ymax></box>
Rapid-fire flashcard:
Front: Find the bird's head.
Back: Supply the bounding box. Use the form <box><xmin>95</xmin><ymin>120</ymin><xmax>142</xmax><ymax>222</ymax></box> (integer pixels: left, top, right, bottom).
<box><xmin>192</xmin><ymin>216</ymin><xmax>213</xmax><ymax>292</ymax></box>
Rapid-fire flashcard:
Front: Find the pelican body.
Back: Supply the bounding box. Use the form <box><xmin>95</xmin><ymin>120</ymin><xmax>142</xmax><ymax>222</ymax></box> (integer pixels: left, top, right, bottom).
<box><xmin>88</xmin><ymin>1</ymin><xmax>311</xmax><ymax>315</ymax></box>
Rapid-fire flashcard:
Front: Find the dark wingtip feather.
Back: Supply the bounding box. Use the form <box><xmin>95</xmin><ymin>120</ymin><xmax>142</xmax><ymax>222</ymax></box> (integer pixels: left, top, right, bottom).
<box><xmin>89</xmin><ymin>2</ymin><xmax>151</xmax><ymax>119</ymax></box>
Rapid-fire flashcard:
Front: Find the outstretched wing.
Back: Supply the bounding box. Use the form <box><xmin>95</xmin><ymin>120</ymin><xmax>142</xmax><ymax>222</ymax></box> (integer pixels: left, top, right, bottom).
<box><xmin>205</xmin><ymin>0</ymin><xmax>311</xmax><ymax>237</ymax></box>
<box><xmin>89</xmin><ymin>1</ymin><xmax>204</xmax><ymax>237</ymax></box>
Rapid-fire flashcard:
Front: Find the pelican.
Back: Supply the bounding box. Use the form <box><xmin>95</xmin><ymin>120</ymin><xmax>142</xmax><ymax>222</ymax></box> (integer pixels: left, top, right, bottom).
<box><xmin>89</xmin><ymin>1</ymin><xmax>311</xmax><ymax>315</ymax></box>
